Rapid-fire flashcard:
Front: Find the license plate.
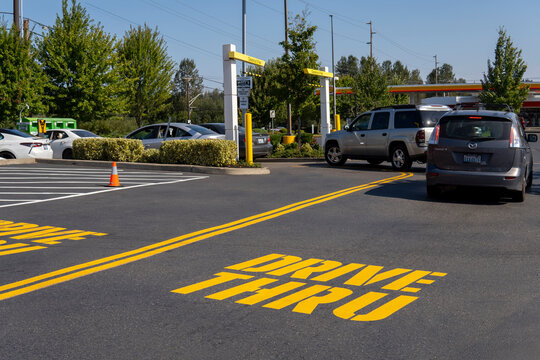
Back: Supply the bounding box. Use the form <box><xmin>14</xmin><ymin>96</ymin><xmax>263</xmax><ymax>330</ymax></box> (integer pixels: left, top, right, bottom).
<box><xmin>43</xmin><ymin>145</ymin><xmax>49</xmax><ymax>150</ymax></box>
<box><xmin>463</xmin><ymin>154</ymin><xmax>481</xmax><ymax>164</ymax></box>
<box><xmin>257</xmin><ymin>138</ymin><xmax>264</xmax><ymax>144</ymax></box>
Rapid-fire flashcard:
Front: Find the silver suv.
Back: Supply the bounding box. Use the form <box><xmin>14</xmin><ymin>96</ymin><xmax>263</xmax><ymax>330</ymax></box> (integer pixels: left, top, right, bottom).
<box><xmin>324</xmin><ymin>104</ymin><xmax>451</xmax><ymax>170</ymax></box>
<box><xmin>426</xmin><ymin>108</ymin><xmax>537</xmax><ymax>202</ymax></box>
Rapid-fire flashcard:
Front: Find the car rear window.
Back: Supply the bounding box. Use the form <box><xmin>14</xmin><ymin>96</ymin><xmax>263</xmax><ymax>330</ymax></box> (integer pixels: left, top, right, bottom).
<box><xmin>186</xmin><ymin>124</ymin><xmax>218</xmax><ymax>135</ymax></box>
<box><xmin>72</xmin><ymin>130</ymin><xmax>98</xmax><ymax>138</ymax></box>
<box><xmin>0</xmin><ymin>129</ymin><xmax>33</xmax><ymax>138</ymax></box>
<box><xmin>394</xmin><ymin>110</ymin><xmax>446</xmax><ymax>128</ymax></box>
<box><xmin>439</xmin><ymin>116</ymin><xmax>512</xmax><ymax>140</ymax></box>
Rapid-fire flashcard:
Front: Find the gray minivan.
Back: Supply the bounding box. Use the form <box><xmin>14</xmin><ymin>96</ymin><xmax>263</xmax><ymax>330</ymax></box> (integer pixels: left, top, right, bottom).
<box><xmin>426</xmin><ymin>108</ymin><xmax>537</xmax><ymax>202</ymax></box>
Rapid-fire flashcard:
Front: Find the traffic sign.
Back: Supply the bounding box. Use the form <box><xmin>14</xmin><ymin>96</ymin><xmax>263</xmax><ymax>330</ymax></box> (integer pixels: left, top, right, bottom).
<box><xmin>38</xmin><ymin>119</ymin><xmax>47</xmax><ymax>134</ymax></box>
<box><xmin>237</xmin><ymin>77</ymin><xmax>252</xmax><ymax>89</ymax></box>
<box><xmin>269</xmin><ymin>110</ymin><xmax>275</xmax><ymax>118</ymax></box>
<box><xmin>239</xmin><ymin>96</ymin><xmax>249</xmax><ymax>110</ymax></box>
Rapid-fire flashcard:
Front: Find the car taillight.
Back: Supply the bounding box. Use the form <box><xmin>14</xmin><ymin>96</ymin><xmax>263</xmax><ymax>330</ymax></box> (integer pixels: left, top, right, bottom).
<box><xmin>20</xmin><ymin>142</ymin><xmax>43</xmax><ymax>148</ymax></box>
<box><xmin>429</xmin><ymin>124</ymin><xmax>440</xmax><ymax>145</ymax></box>
<box><xmin>509</xmin><ymin>127</ymin><xmax>521</xmax><ymax>148</ymax></box>
<box><xmin>415</xmin><ymin>130</ymin><xmax>425</xmax><ymax>145</ymax></box>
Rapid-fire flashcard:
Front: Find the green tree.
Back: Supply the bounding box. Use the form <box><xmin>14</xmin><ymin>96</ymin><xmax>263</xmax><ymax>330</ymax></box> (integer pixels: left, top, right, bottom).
<box><xmin>193</xmin><ymin>89</ymin><xmax>224</xmax><ymax>123</ymax></box>
<box><xmin>0</xmin><ymin>23</ymin><xmax>47</xmax><ymax>127</ymax></box>
<box><xmin>480</xmin><ymin>28</ymin><xmax>529</xmax><ymax>112</ymax></box>
<box><xmin>336</xmin><ymin>55</ymin><xmax>359</xmax><ymax>77</ymax></box>
<box><xmin>426</xmin><ymin>63</ymin><xmax>457</xmax><ymax>84</ymax></box>
<box><xmin>171</xmin><ymin>58</ymin><xmax>203</xmax><ymax>120</ymax></box>
<box><xmin>350</xmin><ymin>57</ymin><xmax>395</xmax><ymax>113</ymax></box>
<box><xmin>37</xmin><ymin>0</ymin><xmax>125</xmax><ymax>122</ymax></box>
<box><xmin>248</xmin><ymin>60</ymin><xmax>286</xmax><ymax>129</ymax></box>
<box><xmin>276</xmin><ymin>12</ymin><xmax>319</xmax><ymax>132</ymax></box>
<box><xmin>118</xmin><ymin>24</ymin><xmax>175</xmax><ymax>127</ymax></box>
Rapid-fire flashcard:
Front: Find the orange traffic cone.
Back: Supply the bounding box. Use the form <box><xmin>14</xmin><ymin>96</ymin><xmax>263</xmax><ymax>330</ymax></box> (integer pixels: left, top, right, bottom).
<box><xmin>108</xmin><ymin>162</ymin><xmax>120</xmax><ymax>187</ymax></box>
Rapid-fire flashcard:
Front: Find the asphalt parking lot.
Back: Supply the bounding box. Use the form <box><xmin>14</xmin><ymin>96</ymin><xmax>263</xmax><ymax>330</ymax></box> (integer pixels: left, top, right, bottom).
<box><xmin>1</xmin><ymin>144</ymin><xmax>539</xmax><ymax>359</ymax></box>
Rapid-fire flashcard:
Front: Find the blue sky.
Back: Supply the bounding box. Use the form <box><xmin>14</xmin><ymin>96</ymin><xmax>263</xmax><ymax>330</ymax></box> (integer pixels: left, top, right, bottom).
<box><xmin>4</xmin><ymin>0</ymin><xmax>540</xmax><ymax>91</ymax></box>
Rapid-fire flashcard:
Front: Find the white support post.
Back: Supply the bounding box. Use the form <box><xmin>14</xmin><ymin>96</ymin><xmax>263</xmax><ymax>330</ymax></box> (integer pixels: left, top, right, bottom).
<box><xmin>223</xmin><ymin>44</ymin><xmax>239</xmax><ymax>157</ymax></box>
<box><xmin>320</xmin><ymin>66</ymin><xmax>331</xmax><ymax>143</ymax></box>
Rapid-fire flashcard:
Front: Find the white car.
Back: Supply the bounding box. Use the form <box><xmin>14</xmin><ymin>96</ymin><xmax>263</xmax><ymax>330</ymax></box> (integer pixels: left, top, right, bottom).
<box><xmin>45</xmin><ymin>129</ymin><xmax>100</xmax><ymax>159</ymax></box>
<box><xmin>0</xmin><ymin>129</ymin><xmax>53</xmax><ymax>160</ymax></box>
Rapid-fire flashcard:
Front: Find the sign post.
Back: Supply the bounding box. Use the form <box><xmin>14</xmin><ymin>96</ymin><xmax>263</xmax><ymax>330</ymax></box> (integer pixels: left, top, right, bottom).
<box><xmin>304</xmin><ymin>67</ymin><xmax>333</xmax><ymax>143</ymax></box>
<box><xmin>223</xmin><ymin>45</ymin><xmax>265</xmax><ymax>160</ymax></box>
<box><xmin>269</xmin><ymin>109</ymin><xmax>275</xmax><ymax>130</ymax></box>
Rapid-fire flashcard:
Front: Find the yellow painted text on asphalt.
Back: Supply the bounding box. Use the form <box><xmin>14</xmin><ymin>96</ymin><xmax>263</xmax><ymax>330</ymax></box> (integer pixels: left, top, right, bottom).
<box><xmin>0</xmin><ymin>220</ymin><xmax>107</xmax><ymax>256</ymax></box>
<box><xmin>172</xmin><ymin>253</ymin><xmax>447</xmax><ymax>321</ymax></box>
<box><xmin>0</xmin><ymin>173</ymin><xmax>412</xmax><ymax>301</ymax></box>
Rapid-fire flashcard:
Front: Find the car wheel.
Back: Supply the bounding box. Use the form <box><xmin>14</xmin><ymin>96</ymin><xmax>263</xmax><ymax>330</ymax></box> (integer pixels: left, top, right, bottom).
<box><xmin>511</xmin><ymin>175</ymin><xmax>526</xmax><ymax>202</ymax></box>
<box><xmin>62</xmin><ymin>148</ymin><xmax>73</xmax><ymax>159</ymax></box>
<box><xmin>426</xmin><ymin>185</ymin><xmax>441</xmax><ymax>198</ymax></box>
<box><xmin>367</xmin><ymin>160</ymin><xmax>383</xmax><ymax>165</ymax></box>
<box><xmin>0</xmin><ymin>151</ymin><xmax>15</xmax><ymax>159</ymax></box>
<box><xmin>325</xmin><ymin>143</ymin><xmax>347</xmax><ymax>166</ymax></box>
<box><xmin>391</xmin><ymin>145</ymin><xmax>412</xmax><ymax>171</ymax></box>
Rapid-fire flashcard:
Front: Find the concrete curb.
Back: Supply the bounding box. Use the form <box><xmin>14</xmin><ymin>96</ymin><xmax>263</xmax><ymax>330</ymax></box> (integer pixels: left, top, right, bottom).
<box><xmin>257</xmin><ymin>158</ymin><xmax>324</xmax><ymax>163</ymax></box>
<box><xmin>1</xmin><ymin>158</ymin><xmax>270</xmax><ymax>175</ymax></box>
<box><xmin>0</xmin><ymin>158</ymin><xmax>37</xmax><ymax>165</ymax></box>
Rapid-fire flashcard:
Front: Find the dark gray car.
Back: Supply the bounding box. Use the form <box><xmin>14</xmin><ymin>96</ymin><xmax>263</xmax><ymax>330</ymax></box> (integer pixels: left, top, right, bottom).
<box><xmin>426</xmin><ymin>108</ymin><xmax>538</xmax><ymax>202</ymax></box>
<box><xmin>125</xmin><ymin>123</ymin><xmax>224</xmax><ymax>149</ymax></box>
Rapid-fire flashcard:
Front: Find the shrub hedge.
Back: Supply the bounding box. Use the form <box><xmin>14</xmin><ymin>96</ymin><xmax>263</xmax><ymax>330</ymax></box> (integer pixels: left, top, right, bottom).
<box><xmin>159</xmin><ymin>139</ymin><xmax>237</xmax><ymax>167</ymax></box>
<box><xmin>73</xmin><ymin>138</ymin><xmax>238</xmax><ymax>167</ymax></box>
<box><xmin>73</xmin><ymin>138</ymin><xmax>144</xmax><ymax>162</ymax></box>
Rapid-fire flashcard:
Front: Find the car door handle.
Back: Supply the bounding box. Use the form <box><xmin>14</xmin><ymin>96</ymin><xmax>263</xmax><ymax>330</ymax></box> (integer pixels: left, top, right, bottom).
<box><xmin>360</xmin><ymin>134</ymin><xmax>365</xmax><ymax>137</ymax></box>
<box><xmin>382</xmin><ymin>133</ymin><xmax>387</xmax><ymax>136</ymax></box>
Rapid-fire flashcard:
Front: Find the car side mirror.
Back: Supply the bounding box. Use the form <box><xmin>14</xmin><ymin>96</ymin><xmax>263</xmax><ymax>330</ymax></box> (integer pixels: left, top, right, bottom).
<box><xmin>344</xmin><ymin>124</ymin><xmax>350</xmax><ymax>131</ymax></box>
<box><xmin>526</xmin><ymin>133</ymin><xmax>538</xmax><ymax>143</ymax></box>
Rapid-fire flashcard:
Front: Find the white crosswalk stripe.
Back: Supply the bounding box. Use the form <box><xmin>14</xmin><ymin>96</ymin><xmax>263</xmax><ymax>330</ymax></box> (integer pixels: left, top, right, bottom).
<box><xmin>0</xmin><ymin>166</ymin><xmax>207</xmax><ymax>208</ymax></box>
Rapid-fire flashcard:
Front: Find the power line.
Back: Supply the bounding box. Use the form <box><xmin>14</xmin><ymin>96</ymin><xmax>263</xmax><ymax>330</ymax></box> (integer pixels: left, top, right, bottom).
<box><xmin>84</xmin><ymin>1</ymin><xmax>221</xmax><ymax>59</ymax></box>
<box><xmin>140</xmin><ymin>0</ymin><xmax>280</xmax><ymax>57</ymax></box>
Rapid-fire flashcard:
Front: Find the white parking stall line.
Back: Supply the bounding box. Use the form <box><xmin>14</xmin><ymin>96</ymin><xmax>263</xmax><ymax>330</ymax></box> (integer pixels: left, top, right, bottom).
<box><xmin>0</xmin><ymin>176</ymin><xmax>208</xmax><ymax>209</ymax></box>
<box><xmin>0</xmin><ymin>186</ymin><xmax>102</xmax><ymax>189</ymax></box>
<box><xmin>0</xmin><ymin>181</ymin><xmax>151</xmax><ymax>184</ymax></box>
<box><xmin>0</xmin><ymin>192</ymin><xmax>81</xmax><ymax>195</ymax></box>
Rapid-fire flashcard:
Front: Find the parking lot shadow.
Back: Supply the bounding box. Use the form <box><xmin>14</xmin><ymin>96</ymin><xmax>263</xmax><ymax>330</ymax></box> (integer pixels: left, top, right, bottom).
<box><xmin>301</xmin><ymin>161</ymin><xmax>427</xmax><ymax>174</ymax></box>
<box><xmin>365</xmin><ymin>179</ymin><xmax>512</xmax><ymax>206</ymax></box>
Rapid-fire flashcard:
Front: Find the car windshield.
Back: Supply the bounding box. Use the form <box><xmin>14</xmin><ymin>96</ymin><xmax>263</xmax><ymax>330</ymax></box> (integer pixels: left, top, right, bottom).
<box><xmin>187</xmin><ymin>124</ymin><xmax>218</xmax><ymax>135</ymax></box>
<box><xmin>439</xmin><ymin>116</ymin><xmax>512</xmax><ymax>140</ymax></box>
<box><xmin>420</xmin><ymin>111</ymin><xmax>448</xmax><ymax>127</ymax></box>
<box><xmin>72</xmin><ymin>130</ymin><xmax>98</xmax><ymax>138</ymax></box>
<box><xmin>0</xmin><ymin>129</ymin><xmax>33</xmax><ymax>138</ymax></box>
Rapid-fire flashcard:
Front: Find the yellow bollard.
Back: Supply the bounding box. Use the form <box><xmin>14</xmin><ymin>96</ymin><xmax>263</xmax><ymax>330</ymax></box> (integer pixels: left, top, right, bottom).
<box><xmin>335</xmin><ymin>114</ymin><xmax>341</xmax><ymax>131</ymax></box>
<box><xmin>245</xmin><ymin>113</ymin><xmax>253</xmax><ymax>165</ymax></box>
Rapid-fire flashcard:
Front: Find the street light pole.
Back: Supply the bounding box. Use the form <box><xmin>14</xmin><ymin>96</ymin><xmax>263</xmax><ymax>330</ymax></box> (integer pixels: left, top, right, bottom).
<box><xmin>242</xmin><ymin>0</ymin><xmax>246</xmax><ymax>75</ymax></box>
<box><xmin>284</xmin><ymin>0</ymin><xmax>292</xmax><ymax>135</ymax></box>
<box><xmin>330</xmin><ymin>15</ymin><xmax>336</xmax><ymax>131</ymax></box>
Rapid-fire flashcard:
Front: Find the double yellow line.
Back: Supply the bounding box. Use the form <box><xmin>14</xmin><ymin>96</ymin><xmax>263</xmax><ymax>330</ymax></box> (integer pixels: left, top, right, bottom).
<box><xmin>0</xmin><ymin>172</ymin><xmax>412</xmax><ymax>301</ymax></box>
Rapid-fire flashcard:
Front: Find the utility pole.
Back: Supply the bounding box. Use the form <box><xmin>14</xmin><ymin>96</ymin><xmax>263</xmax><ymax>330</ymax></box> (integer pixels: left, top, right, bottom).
<box><xmin>330</xmin><ymin>15</ymin><xmax>336</xmax><ymax>130</ymax></box>
<box><xmin>366</xmin><ymin>20</ymin><xmax>375</xmax><ymax>71</ymax></box>
<box><xmin>242</xmin><ymin>0</ymin><xmax>246</xmax><ymax>75</ymax></box>
<box><xmin>13</xmin><ymin>0</ymin><xmax>20</xmax><ymax>33</ymax></box>
<box><xmin>433</xmin><ymin>55</ymin><xmax>438</xmax><ymax>83</ymax></box>
<box><xmin>183</xmin><ymin>77</ymin><xmax>192</xmax><ymax>123</ymax></box>
<box><xmin>284</xmin><ymin>0</ymin><xmax>292</xmax><ymax>135</ymax></box>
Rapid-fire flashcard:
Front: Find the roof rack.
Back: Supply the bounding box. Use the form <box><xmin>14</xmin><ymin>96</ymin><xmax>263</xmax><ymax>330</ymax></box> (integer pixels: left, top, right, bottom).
<box><xmin>454</xmin><ymin>103</ymin><xmax>514</xmax><ymax>112</ymax></box>
<box><xmin>372</xmin><ymin>104</ymin><xmax>416</xmax><ymax>111</ymax></box>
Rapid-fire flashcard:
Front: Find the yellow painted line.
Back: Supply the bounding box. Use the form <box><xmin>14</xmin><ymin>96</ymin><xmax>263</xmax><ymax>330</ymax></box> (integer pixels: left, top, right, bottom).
<box><xmin>0</xmin><ymin>172</ymin><xmax>413</xmax><ymax>301</ymax></box>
